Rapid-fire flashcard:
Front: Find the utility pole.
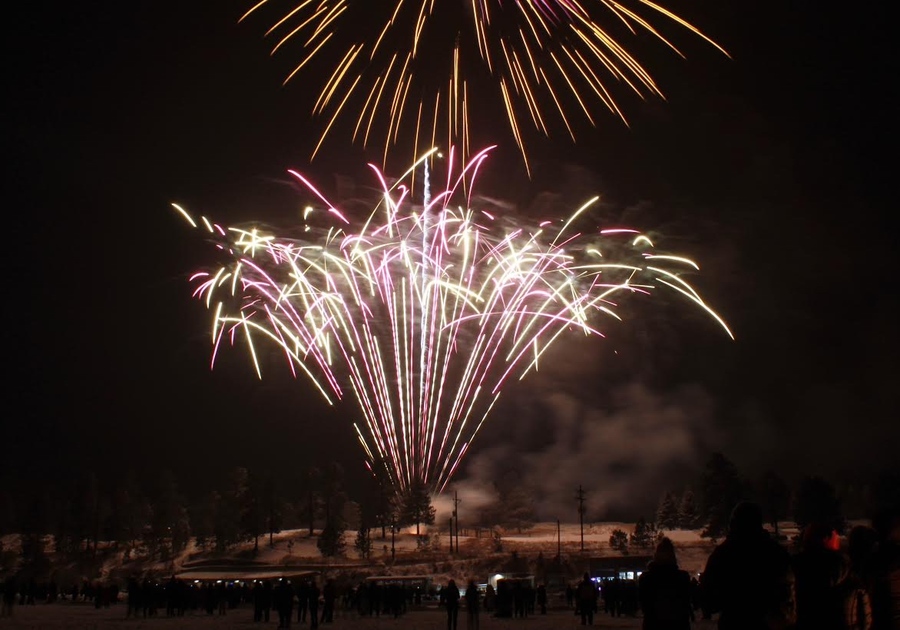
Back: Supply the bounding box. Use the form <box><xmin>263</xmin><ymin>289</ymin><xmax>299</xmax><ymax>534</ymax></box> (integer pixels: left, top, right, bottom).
<box><xmin>391</xmin><ymin>521</ymin><xmax>396</xmax><ymax>563</ymax></box>
<box><xmin>576</xmin><ymin>485</ymin><xmax>586</xmax><ymax>552</ymax></box>
<box><xmin>453</xmin><ymin>490</ymin><xmax>462</xmax><ymax>554</ymax></box>
<box><xmin>557</xmin><ymin>518</ymin><xmax>561</xmax><ymax>560</ymax></box>
<box><xmin>449</xmin><ymin>517</ymin><xmax>454</xmax><ymax>552</ymax></box>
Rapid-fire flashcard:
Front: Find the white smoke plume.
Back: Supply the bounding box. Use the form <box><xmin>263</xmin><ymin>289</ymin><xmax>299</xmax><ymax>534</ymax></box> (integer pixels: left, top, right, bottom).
<box><xmin>454</xmin><ymin>336</ymin><xmax>722</xmax><ymax>521</ymax></box>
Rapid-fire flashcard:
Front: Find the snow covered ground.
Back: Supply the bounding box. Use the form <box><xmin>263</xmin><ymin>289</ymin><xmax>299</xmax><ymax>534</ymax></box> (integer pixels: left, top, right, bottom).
<box><xmin>3</xmin><ymin>520</ymin><xmax>803</xmax><ymax>588</ymax></box>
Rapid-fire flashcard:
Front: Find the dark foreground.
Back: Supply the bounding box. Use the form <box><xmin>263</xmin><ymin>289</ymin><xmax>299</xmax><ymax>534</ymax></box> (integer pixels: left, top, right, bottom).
<box><xmin>0</xmin><ymin>604</ymin><xmax>720</xmax><ymax>630</ymax></box>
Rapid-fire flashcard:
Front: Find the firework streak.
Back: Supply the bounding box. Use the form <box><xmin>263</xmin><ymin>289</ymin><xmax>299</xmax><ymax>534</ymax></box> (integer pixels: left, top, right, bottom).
<box><xmin>239</xmin><ymin>0</ymin><xmax>727</xmax><ymax>172</ymax></box>
<box><xmin>174</xmin><ymin>147</ymin><xmax>732</xmax><ymax>493</ymax></box>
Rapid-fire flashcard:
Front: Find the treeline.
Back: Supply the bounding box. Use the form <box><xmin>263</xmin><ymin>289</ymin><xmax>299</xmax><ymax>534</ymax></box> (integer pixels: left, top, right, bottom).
<box><xmin>0</xmin><ymin>464</ymin><xmax>441</xmax><ymax>577</ymax></box>
<box><xmin>605</xmin><ymin>453</ymin><xmax>899</xmax><ymax>554</ymax></box>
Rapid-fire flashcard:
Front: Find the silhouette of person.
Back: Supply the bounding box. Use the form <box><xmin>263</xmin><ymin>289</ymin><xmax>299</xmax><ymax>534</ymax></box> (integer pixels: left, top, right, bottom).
<box><xmin>308</xmin><ymin>580</ymin><xmax>320</xmax><ymax>629</ymax></box>
<box><xmin>792</xmin><ymin>522</ymin><xmax>848</xmax><ymax>630</ymax></box>
<box><xmin>702</xmin><ymin>501</ymin><xmax>794</xmax><ymax>630</ymax></box>
<box><xmin>275</xmin><ymin>578</ymin><xmax>294</xmax><ymax>628</ymax></box>
<box><xmin>638</xmin><ymin>537</ymin><xmax>693</xmax><ymax>630</ymax></box>
<box><xmin>444</xmin><ymin>579</ymin><xmax>460</xmax><ymax>630</ymax></box>
<box><xmin>537</xmin><ymin>583</ymin><xmax>547</xmax><ymax>614</ymax></box>
<box><xmin>869</xmin><ymin>507</ymin><xmax>899</xmax><ymax>630</ymax></box>
<box><xmin>465</xmin><ymin>580</ymin><xmax>480</xmax><ymax>630</ymax></box>
<box><xmin>577</xmin><ymin>572</ymin><xmax>598</xmax><ymax>625</ymax></box>
<box><xmin>1</xmin><ymin>576</ymin><xmax>15</xmax><ymax>618</ymax></box>
<box><xmin>296</xmin><ymin>578</ymin><xmax>309</xmax><ymax>623</ymax></box>
<box><xmin>321</xmin><ymin>578</ymin><xmax>335</xmax><ymax>623</ymax></box>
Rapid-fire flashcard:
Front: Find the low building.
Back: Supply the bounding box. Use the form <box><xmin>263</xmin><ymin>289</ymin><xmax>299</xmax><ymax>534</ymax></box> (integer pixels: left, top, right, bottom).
<box><xmin>588</xmin><ymin>555</ymin><xmax>652</xmax><ymax>581</ymax></box>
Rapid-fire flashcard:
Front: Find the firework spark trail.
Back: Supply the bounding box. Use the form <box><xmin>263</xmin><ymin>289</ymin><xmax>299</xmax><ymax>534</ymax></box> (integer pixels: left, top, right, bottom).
<box><xmin>177</xmin><ymin>147</ymin><xmax>732</xmax><ymax>493</ymax></box>
<box><xmin>239</xmin><ymin>0</ymin><xmax>726</xmax><ymax>172</ymax></box>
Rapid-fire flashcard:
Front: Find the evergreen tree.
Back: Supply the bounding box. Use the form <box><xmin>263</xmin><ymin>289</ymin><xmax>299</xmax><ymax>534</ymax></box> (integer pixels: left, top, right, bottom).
<box><xmin>399</xmin><ymin>479</ymin><xmax>436</xmax><ymax>536</ymax></box>
<box><xmin>656</xmin><ymin>492</ymin><xmax>679</xmax><ymax>530</ymax></box>
<box><xmin>82</xmin><ymin>472</ymin><xmax>104</xmax><ymax>556</ymax></box>
<box><xmin>263</xmin><ymin>473</ymin><xmax>282</xmax><ymax>548</ymax></box>
<box><xmin>108</xmin><ymin>472</ymin><xmax>142</xmax><ymax>551</ymax></box>
<box><xmin>678</xmin><ymin>488</ymin><xmax>700</xmax><ymax>529</ymax></box>
<box><xmin>699</xmin><ymin>453</ymin><xmax>744</xmax><ymax>540</ymax></box>
<box><xmin>373</xmin><ymin>474</ymin><xmax>395</xmax><ymax>539</ymax></box>
<box><xmin>191</xmin><ymin>492</ymin><xmax>218</xmax><ymax>551</ymax></box>
<box><xmin>355</xmin><ymin>525</ymin><xmax>372</xmax><ymax>559</ymax></box>
<box><xmin>0</xmin><ymin>480</ymin><xmax>16</xmax><ymax>538</ymax></box>
<box><xmin>244</xmin><ymin>469</ymin><xmax>264</xmax><ymax>552</ymax></box>
<box><xmin>498</xmin><ymin>486</ymin><xmax>537</xmax><ymax>533</ymax></box>
<box><xmin>213</xmin><ymin>489</ymin><xmax>241</xmax><ymax>552</ymax></box>
<box><xmin>317</xmin><ymin>517</ymin><xmax>346</xmax><ymax>557</ymax></box>
<box><xmin>305</xmin><ymin>466</ymin><xmax>321</xmax><ymax>535</ymax></box>
<box><xmin>322</xmin><ymin>463</ymin><xmax>348</xmax><ymax>527</ymax></box>
<box><xmin>630</xmin><ymin>516</ymin><xmax>655</xmax><ymax>549</ymax></box>
<box><xmin>151</xmin><ymin>469</ymin><xmax>191</xmax><ymax>559</ymax></box>
<box><xmin>609</xmin><ymin>529</ymin><xmax>629</xmax><ymax>554</ymax></box>
<box><xmin>794</xmin><ymin>475</ymin><xmax>844</xmax><ymax>533</ymax></box>
<box><xmin>759</xmin><ymin>471</ymin><xmax>790</xmax><ymax>538</ymax></box>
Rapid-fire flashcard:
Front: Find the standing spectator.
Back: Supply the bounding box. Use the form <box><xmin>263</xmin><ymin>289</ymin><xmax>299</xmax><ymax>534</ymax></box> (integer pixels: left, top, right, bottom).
<box><xmin>296</xmin><ymin>578</ymin><xmax>309</xmax><ymax>623</ymax></box>
<box><xmin>261</xmin><ymin>580</ymin><xmax>272</xmax><ymax>621</ymax></box>
<box><xmin>689</xmin><ymin>576</ymin><xmax>702</xmax><ymax>616</ymax></box>
<box><xmin>792</xmin><ymin>523</ymin><xmax>846</xmax><ymax>630</ymax></box>
<box><xmin>605</xmin><ymin>577</ymin><xmax>622</xmax><ymax>617</ymax></box>
<box><xmin>483</xmin><ymin>583</ymin><xmax>495</xmax><ymax>613</ymax></box>
<box><xmin>577</xmin><ymin>573</ymin><xmax>598</xmax><ymax>625</ymax></box>
<box><xmin>218</xmin><ymin>580</ymin><xmax>229</xmax><ymax>616</ymax></box>
<box><xmin>513</xmin><ymin>580</ymin><xmax>525</xmax><ymax>618</ymax></box>
<box><xmin>276</xmin><ymin>578</ymin><xmax>294</xmax><ymax>629</ymax></box>
<box><xmin>1</xmin><ymin>576</ymin><xmax>15</xmax><ymax>618</ymax></box>
<box><xmin>308</xmin><ymin>579</ymin><xmax>320</xmax><ymax>629</ymax></box>
<box><xmin>702</xmin><ymin>501</ymin><xmax>794</xmax><ymax>630</ymax></box>
<box><xmin>638</xmin><ymin>537</ymin><xmax>693</xmax><ymax>630</ymax></box>
<box><xmin>126</xmin><ymin>577</ymin><xmax>140</xmax><ymax>618</ymax></box>
<box><xmin>537</xmin><ymin>583</ymin><xmax>547</xmax><ymax>614</ymax></box>
<box><xmin>465</xmin><ymin>580</ymin><xmax>480</xmax><ymax>630</ymax></box>
<box><xmin>321</xmin><ymin>578</ymin><xmax>336</xmax><ymax>623</ymax></box>
<box><xmin>869</xmin><ymin>508</ymin><xmax>899</xmax><ymax>630</ymax></box>
<box><xmin>841</xmin><ymin>525</ymin><xmax>875</xmax><ymax>630</ymax></box>
<box><xmin>444</xmin><ymin>579</ymin><xmax>460</xmax><ymax>630</ymax></box>
<box><xmin>166</xmin><ymin>576</ymin><xmax>178</xmax><ymax>617</ymax></box>
<box><xmin>253</xmin><ymin>581</ymin><xmax>265</xmax><ymax>622</ymax></box>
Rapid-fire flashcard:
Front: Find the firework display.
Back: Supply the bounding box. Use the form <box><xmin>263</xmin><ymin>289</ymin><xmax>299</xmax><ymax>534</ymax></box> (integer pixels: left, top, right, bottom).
<box><xmin>176</xmin><ymin>147</ymin><xmax>731</xmax><ymax>493</ymax></box>
<box><xmin>240</xmin><ymin>0</ymin><xmax>726</xmax><ymax>171</ymax></box>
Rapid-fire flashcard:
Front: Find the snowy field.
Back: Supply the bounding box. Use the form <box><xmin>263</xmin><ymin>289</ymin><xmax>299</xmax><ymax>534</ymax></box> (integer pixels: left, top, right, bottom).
<box><xmin>0</xmin><ymin>604</ymin><xmax>720</xmax><ymax>629</ymax></box>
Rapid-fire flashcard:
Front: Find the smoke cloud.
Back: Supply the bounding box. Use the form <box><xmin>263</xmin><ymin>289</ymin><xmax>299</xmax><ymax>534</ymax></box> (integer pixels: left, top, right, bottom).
<box><xmin>455</xmin><ymin>336</ymin><xmax>722</xmax><ymax>522</ymax></box>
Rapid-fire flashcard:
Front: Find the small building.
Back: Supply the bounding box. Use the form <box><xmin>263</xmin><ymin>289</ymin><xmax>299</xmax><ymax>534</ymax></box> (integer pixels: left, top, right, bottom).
<box><xmin>588</xmin><ymin>555</ymin><xmax>652</xmax><ymax>582</ymax></box>
<box><xmin>487</xmin><ymin>572</ymin><xmax>534</xmax><ymax>591</ymax></box>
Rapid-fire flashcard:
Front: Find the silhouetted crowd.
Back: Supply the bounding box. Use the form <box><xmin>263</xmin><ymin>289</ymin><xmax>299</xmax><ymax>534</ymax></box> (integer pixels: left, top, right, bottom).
<box><xmin>558</xmin><ymin>501</ymin><xmax>899</xmax><ymax>630</ymax></box>
<box><xmin>2</xmin><ymin>503</ymin><xmax>898</xmax><ymax>628</ymax></box>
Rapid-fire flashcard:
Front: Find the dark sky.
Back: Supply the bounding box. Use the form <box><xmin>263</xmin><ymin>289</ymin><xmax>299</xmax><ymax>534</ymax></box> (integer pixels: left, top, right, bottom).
<box><xmin>6</xmin><ymin>0</ymin><xmax>897</xmax><ymax>511</ymax></box>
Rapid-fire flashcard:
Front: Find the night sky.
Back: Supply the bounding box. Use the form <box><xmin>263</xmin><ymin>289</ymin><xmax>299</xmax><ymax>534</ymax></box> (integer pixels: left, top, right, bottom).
<box><xmin>6</xmin><ymin>0</ymin><xmax>896</xmax><ymax>514</ymax></box>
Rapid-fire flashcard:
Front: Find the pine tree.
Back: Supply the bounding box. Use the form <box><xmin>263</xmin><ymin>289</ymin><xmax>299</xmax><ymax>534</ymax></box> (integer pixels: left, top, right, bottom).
<box><xmin>499</xmin><ymin>486</ymin><xmax>537</xmax><ymax>533</ymax></box>
<box><xmin>794</xmin><ymin>476</ymin><xmax>844</xmax><ymax>533</ymax></box>
<box><xmin>354</xmin><ymin>526</ymin><xmax>372</xmax><ymax>559</ymax></box>
<box><xmin>699</xmin><ymin>453</ymin><xmax>744</xmax><ymax>540</ymax></box>
<box><xmin>609</xmin><ymin>529</ymin><xmax>629</xmax><ymax>554</ymax></box>
<box><xmin>399</xmin><ymin>479</ymin><xmax>435</xmax><ymax>536</ymax></box>
<box><xmin>759</xmin><ymin>471</ymin><xmax>790</xmax><ymax>538</ymax></box>
<box><xmin>656</xmin><ymin>492</ymin><xmax>679</xmax><ymax>530</ymax></box>
<box><xmin>317</xmin><ymin>517</ymin><xmax>346</xmax><ymax>557</ymax></box>
<box><xmin>678</xmin><ymin>489</ymin><xmax>699</xmax><ymax>529</ymax></box>
<box><xmin>630</xmin><ymin>516</ymin><xmax>655</xmax><ymax>549</ymax></box>
<box><xmin>151</xmin><ymin>469</ymin><xmax>191</xmax><ymax>559</ymax></box>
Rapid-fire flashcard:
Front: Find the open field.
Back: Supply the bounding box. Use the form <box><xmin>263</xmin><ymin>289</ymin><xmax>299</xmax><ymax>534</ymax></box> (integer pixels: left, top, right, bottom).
<box><xmin>3</xmin><ymin>521</ymin><xmax>731</xmax><ymax>585</ymax></box>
